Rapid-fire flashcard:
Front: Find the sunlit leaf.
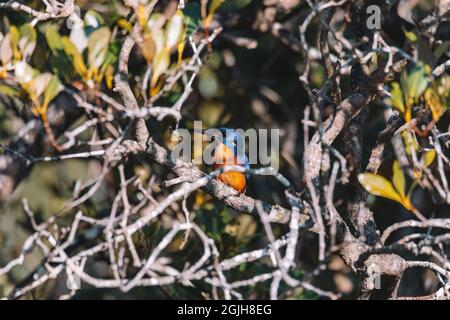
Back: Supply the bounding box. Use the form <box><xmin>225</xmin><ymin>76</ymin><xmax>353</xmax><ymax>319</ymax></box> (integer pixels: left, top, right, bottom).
<box><xmin>141</xmin><ymin>33</ymin><xmax>156</xmax><ymax>65</ymax></box>
<box><xmin>14</xmin><ymin>61</ymin><xmax>34</xmax><ymax>83</ymax></box>
<box><xmin>45</xmin><ymin>24</ymin><xmax>64</xmax><ymax>54</ymax></box>
<box><xmin>42</xmin><ymin>75</ymin><xmax>61</xmax><ymax>111</ymax></box>
<box><xmin>368</xmin><ymin>53</ymin><xmax>378</xmax><ymax>74</ymax></box>
<box><xmin>84</xmin><ymin>10</ymin><xmax>104</xmax><ymax>30</ymax></box>
<box><xmin>390</xmin><ymin>82</ymin><xmax>405</xmax><ymax>114</ymax></box>
<box><xmin>151</xmin><ymin>48</ymin><xmax>170</xmax><ymax>88</ymax></box>
<box><xmin>0</xmin><ymin>34</ymin><xmax>13</xmax><ymax>65</ymax></box>
<box><xmin>358</xmin><ymin>173</ymin><xmax>402</xmax><ymax>204</ymax></box>
<box><xmin>0</xmin><ymin>84</ymin><xmax>21</xmax><ymax>97</ymax></box>
<box><xmin>62</xmin><ymin>37</ymin><xmax>87</xmax><ymax>77</ymax></box>
<box><xmin>147</xmin><ymin>13</ymin><xmax>164</xmax><ymax>30</ymax></box>
<box><xmin>148</xmin><ymin>15</ymin><xmax>166</xmax><ymax>55</ymax></box>
<box><xmin>33</xmin><ymin>73</ymin><xmax>52</xmax><ymax>98</ymax></box>
<box><xmin>402</xmin><ymin>130</ymin><xmax>418</xmax><ymax>155</ymax></box>
<box><xmin>166</xmin><ymin>10</ymin><xmax>184</xmax><ymax>49</ymax></box>
<box><xmin>18</xmin><ymin>24</ymin><xmax>36</xmax><ymax>61</ymax></box>
<box><xmin>70</xmin><ymin>26</ymin><xmax>88</xmax><ymax>54</ymax></box>
<box><xmin>424</xmin><ymin>87</ymin><xmax>445</xmax><ymax>121</ymax></box>
<box><xmin>104</xmin><ymin>65</ymin><xmax>114</xmax><ymax>89</ymax></box>
<box><xmin>404</xmin><ymin>30</ymin><xmax>418</xmax><ymax>42</ymax></box>
<box><xmin>137</xmin><ymin>5</ymin><xmax>149</xmax><ymax>28</ymax></box>
<box><xmin>87</xmin><ymin>27</ymin><xmax>110</xmax><ymax>69</ymax></box>
<box><xmin>424</xmin><ymin>150</ymin><xmax>436</xmax><ymax>167</ymax></box>
<box><xmin>9</xmin><ymin>26</ymin><xmax>21</xmax><ymax>61</ymax></box>
<box><xmin>177</xmin><ymin>35</ymin><xmax>186</xmax><ymax>64</ymax></box>
<box><xmin>205</xmin><ymin>0</ymin><xmax>225</xmax><ymax>26</ymax></box>
<box><xmin>401</xmin><ymin>63</ymin><xmax>428</xmax><ymax>107</ymax></box>
<box><xmin>117</xmin><ymin>18</ymin><xmax>132</xmax><ymax>32</ymax></box>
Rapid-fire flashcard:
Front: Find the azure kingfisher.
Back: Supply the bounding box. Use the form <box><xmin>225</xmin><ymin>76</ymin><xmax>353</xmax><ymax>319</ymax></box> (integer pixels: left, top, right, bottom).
<box><xmin>207</xmin><ymin>128</ymin><xmax>250</xmax><ymax>194</ymax></box>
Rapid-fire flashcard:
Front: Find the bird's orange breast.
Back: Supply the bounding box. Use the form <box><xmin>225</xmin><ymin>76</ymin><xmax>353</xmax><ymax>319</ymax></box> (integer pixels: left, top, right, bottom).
<box><xmin>215</xmin><ymin>169</ymin><xmax>247</xmax><ymax>193</ymax></box>
<box><xmin>212</xmin><ymin>143</ymin><xmax>247</xmax><ymax>193</ymax></box>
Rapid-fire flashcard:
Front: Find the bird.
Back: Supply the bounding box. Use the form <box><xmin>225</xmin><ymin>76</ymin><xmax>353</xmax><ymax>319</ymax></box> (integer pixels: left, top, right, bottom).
<box><xmin>210</xmin><ymin>128</ymin><xmax>250</xmax><ymax>194</ymax></box>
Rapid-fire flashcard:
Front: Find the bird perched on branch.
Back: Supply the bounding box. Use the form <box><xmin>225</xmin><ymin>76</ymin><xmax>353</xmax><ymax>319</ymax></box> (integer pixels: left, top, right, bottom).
<box><xmin>209</xmin><ymin>128</ymin><xmax>250</xmax><ymax>194</ymax></box>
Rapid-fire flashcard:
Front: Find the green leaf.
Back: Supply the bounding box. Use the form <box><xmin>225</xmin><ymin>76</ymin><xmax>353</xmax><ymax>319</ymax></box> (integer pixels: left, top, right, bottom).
<box><xmin>99</xmin><ymin>41</ymin><xmax>119</xmax><ymax>73</ymax></box>
<box><xmin>0</xmin><ymin>84</ymin><xmax>21</xmax><ymax>97</ymax></box>
<box><xmin>18</xmin><ymin>24</ymin><xmax>37</xmax><ymax>61</ymax></box>
<box><xmin>390</xmin><ymin>82</ymin><xmax>405</xmax><ymax>114</ymax></box>
<box><xmin>358</xmin><ymin>173</ymin><xmax>402</xmax><ymax>204</ymax></box>
<box><xmin>48</xmin><ymin>54</ymin><xmax>75</xmax><ymax>82</ymax></box>
<box><xmin>87</xmin><ymin>27</ymin><xmax>111</xmax><ymax>69</ymax></box>
<box><xmin>392</xmin><ymin>161</ymin><xmax>406</xmax><ymax>201</ymax></box>
<box><xmin>401</xmin><ymin>63</ymin><xmax>428</xmax><ymax>107</ymax></box>
<box><xmin>42</xmin><ymin>75</ymin><xmax>61</xmax><ymax>111</ymax></box>
<box><xmin>45</xmin><ymin>24</ymin><xmax>64</xmax><ymax>54</ymax></box>
<box><xmin>402</xmin><ymin>130</ymin><xmax>418</xmax><ymax>155</ymax></box>
<box><xmin>9</xmin><ymin>26</ymin><xmax>20</xmax><ymax>60</ymax></box>
<box><xmin>62</xmin><ymin>37</ymin><xmax>87</xmax><ymax>77</ymax></box>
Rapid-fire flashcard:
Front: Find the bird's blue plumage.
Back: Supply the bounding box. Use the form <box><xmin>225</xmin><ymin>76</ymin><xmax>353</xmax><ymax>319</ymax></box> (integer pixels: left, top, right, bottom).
<box><xmin>217</xmin><ymin>128</ymin><xmax>250</xmax><ymax>178</ymax></box>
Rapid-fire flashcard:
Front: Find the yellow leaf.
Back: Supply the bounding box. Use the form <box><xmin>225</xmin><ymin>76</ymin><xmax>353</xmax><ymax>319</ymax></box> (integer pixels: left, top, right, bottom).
<box><xmin>424</xmin><ymin>150</ymin><xmax>436</xmax><ymax>167</ymax></box>
<box><xmin>141</xmin><ymin>33</ymin><xmax>156</xmax><ymax>65</ymax></box>
<box><xmin>401</xmin><ymin>196</ymin><xmax>414</xmax><ymax>211</ymax></box>
<box><xmin>62</xmin><ymin>37</ymin><xmax>87</xmax><ymax>78</ymax></box>
<box><xmin>205</xmin><ymin>0</ymin><xmax>224</xmax><ymax>26</ymax></box>
<box><xmin>392</xmin><ymin>161</ymin><xmax>406</xmax><ymax>201</ymax></box>
<box><xmin>105</xmin><ymin>65</ymin><xmax>114</xmax><ymax>90</ymax></box>
<box><xmin>137</xmin><ymin>5</ymin><xmax>149</xmax><ymax>28</ymax></box>
<box><xmin>402</xmin><ymin>130</ymin><xmax>418</xmax><ymax>155</ymax></box>
<box><xmin>87</xmin><ymin>27</ymin><xmax>111</xmax><ymax>69</ymax></box>
<box><xmin>0</xmin><ymin>67</ymin><xmax>7</xmax><ymax>79</ymax></box>
<box><xmin>404</xmin><ymin>30</ymin><xmax>418</xmax><ymax>42</ymax></box>
<box><xmin>9</xmin><ymin>26</ymin><xmax>21</xmax><ymax>61</ymax></box>
<box><xmin>41</xmin><ymin>75</ymin><xmax>61</xmax><ymax>113</ymax></box>
<box><xmin>177</xmin><ymin>39</ymin><xmax>185</xmax><ymax>64</ymax></box>
<box><xmin>424</xmin><ymin>88</ymin><xmax>445</xmax><ymax>121</ymax></box>
<box><xmin>117</xmin><ymin>19</ymin><xmax>132</xmax><ymax>32</ymax></box>
<box><xmin>151</xmin><ymin>48</ymin><xmax>170</xmax><ymax>88</ymax></box>
<box><xmin>358</xmin><ymin>173</ymin><xmax>402</xmax><ymax>204</ymax></box>
<box><xmin>405</xmin><ymin>104</ymin><xmax>412</xmax><ymax>122</ymax></box>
